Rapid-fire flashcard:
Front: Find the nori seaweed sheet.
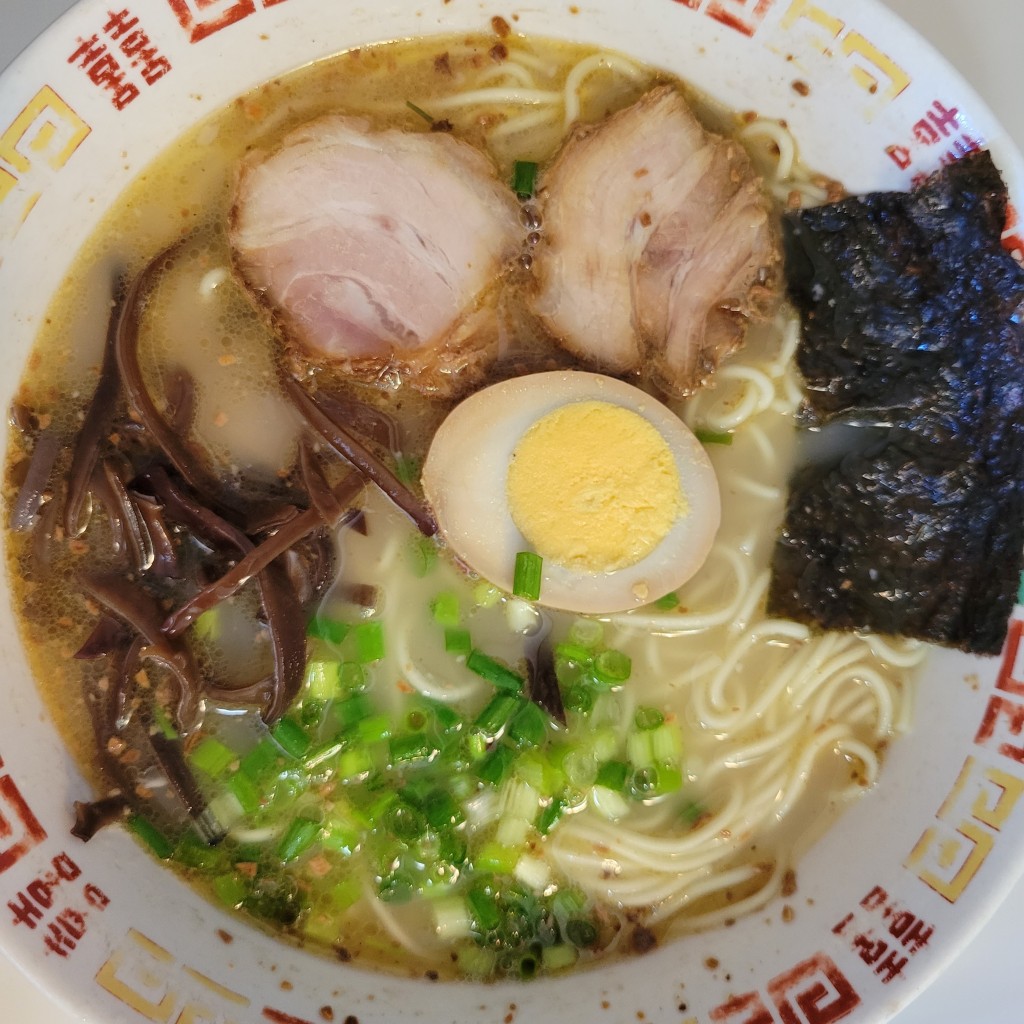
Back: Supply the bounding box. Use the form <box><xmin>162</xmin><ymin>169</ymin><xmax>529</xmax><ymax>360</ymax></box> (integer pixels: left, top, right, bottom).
<box><xmin>784</xmin><ymin>150</ymin><xmax>1024</xmax><ymax>425</ymax></box>
<box><xmin>769</xmin><ymin>152</ymin><xmax>1024</xmax><ymax>655</ymax></box>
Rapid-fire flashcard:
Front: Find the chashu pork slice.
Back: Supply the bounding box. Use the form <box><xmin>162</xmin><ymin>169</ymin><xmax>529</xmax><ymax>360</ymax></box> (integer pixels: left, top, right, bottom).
<box><xmin>531</xmin><ymin>86</ymin><xmax>781</xmax><ymax>398</ymax></box>
<box><xmin>230</xmin><ymin>115</ymin><xmax>522</xmax><ymax>395</ymax></box>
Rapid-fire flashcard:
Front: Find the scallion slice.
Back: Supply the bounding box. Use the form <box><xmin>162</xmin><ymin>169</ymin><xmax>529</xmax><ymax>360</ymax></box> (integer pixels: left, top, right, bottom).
<box><xmin>307</xmin><ymin>615</ymin><xmax>349</xmax><ymax>645</ymax></box>
<box><xmin>467</xmin><ymin>650</ymin><xmax>525</xmax><ymax>693</ymax></box>
<box><xmin>128</xmin><ymin>815</ymin><xmax>173</xmax><ymax>859</ymax></box>
<box><xmin>431</xmin><ymin>591</ymin><xmax>461</xmax><ymax>627</ymax></box>
<box><xmin>189</xmin><ymin>737</ymin><xmax>236</xmax><ymax>779</ymax></box>
<box><xmin>406</xmin><ymin>99</ymin><xmax>436</xmax><ymax>124</ymax></box>
<box><xmin>271</xmin><ymin>717</ymin><xmax>312</xmax><ymax>759</ymax></box>
<box><xmin>512</xmin><ymin>551</ymin><xmax>543</xmax><ymax>601</ymax></box>
<box><xmin>695</xmin><ymin>428</ymin><xmax>734</xmax><ymax>446</ymax></box>
<box><xmin>444</xmin><ymin>627</ymin><xmax>472</xmax><ymax>655</ymax></box>
<box><xmin>278</xmin><ymin>816</ymin><xmax>322</xmax><ymax>863</ymax></box>
<box><xmin>352</xmin><ymin>620</ymin><xmax>385</xmax><ymax>663</ymax></box>
<box><xmin>512</xmin><ymin>160</ymin><xmax>539</xmax><ymax>197</ymax></box>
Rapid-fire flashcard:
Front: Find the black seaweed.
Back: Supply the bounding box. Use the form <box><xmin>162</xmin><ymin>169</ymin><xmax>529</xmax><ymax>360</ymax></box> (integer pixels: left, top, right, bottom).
<box><xmin>771</xmin><ymin>152</ymin><xmax>1024</xmax><ymax>656</ymax></box>
<box><xmin>769</xmin><ymin>429</ymin><xmax>1024</xmax><ymax>655</ymax></box>
<box><xmin>784</xmin><ymin>150</ymin><xmax>1024</xmax><ymax>425</ymax></box>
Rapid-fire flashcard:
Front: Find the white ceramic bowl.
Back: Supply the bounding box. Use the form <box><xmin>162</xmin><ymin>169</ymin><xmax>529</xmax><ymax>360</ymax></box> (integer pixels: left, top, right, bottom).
<box><xmin>2</xmin><ymin>3</ymin><xmax>1023</xmax><ymax>1023</ymax></box>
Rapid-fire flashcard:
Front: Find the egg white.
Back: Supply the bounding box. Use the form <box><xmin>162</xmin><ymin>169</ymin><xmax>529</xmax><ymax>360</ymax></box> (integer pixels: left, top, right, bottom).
<box><xmin>421</xmin><ymin>370</ymin><xmax>721</xmax><ymax>614</ymax></box>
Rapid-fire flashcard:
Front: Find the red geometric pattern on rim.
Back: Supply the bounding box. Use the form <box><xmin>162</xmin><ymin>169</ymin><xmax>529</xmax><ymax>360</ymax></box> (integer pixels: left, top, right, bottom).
<box><xmin>707</xmin><ymin>0</ymin><xmax>777</xmax><ymax>37</ymax></box>
<box><xmin>767</xmin><ymin>953</ymin><xmax>861</xmax><ymax>1024</ymax></box>
<box><xmin>669</xmin><ymin>0</ymin><xmax>777</xmax><ymax>37</ymax></box>
<box><xmin>0</xmin><ymin>760</ymin><xmax>47</xmax><ymax>875</ymax></box>
<box><xmin>710</xmin><ymin>953</ymin><xmax>861</xmax><ymax>1024</ymax></box>
<box><xmin>165</xmin><ymin>0</ymin><xmax>290</xmax><ymax>44</ymax></box>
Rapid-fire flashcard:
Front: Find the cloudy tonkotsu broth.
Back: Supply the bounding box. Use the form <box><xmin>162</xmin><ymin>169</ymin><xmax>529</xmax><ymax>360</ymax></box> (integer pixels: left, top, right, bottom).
<box><xmin>3</xmin><ymin>33</ymin><xmax>921</xmax><ymax>980</ymax></box>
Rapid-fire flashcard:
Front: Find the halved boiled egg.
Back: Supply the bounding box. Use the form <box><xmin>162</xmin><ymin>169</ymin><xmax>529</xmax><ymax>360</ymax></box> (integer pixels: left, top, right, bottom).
<box><xmin>421</xmin><ymin>370</ymin><xmax>720</xmax><ymax>614</ymax></box>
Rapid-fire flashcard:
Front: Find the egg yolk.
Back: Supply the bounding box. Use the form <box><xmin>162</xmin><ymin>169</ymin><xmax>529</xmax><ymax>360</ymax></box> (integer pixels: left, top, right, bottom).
<box><xmin>506</xmin><ymin>400</ymin><xmax>685</xmax><ymax>573</ymax></box>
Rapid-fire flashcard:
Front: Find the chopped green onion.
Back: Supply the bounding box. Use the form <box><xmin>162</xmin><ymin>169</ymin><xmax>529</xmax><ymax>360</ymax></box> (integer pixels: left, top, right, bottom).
<box><xmin>188</xmin><ymin>737</ymin><xmax>236</xmax><ymax>779</ymax></box>
<box><xmin>475</xmin><ymin>841</ymin><xmax>519</xmax><ymax>875</ymax></box>
<box><xmin>352</xmin><ymin>620</ymin><xmax>386</xmax><ymax>663</ymax></box>
<box><xmin>695</xmin><ymin>428</ymin><xmax>734</xmax><ymax>446</ymax></box>
<box><xmin>128</xmin><ymin>816</ymin><xmax>173</xmax><ymax>859</ymax></box>
<box><xmin>322</xmin><ymin>817</ymin><xmax>362</xmax><ymax>856</ymax></box>
<box><xmin>512</xmin><ymin>551</ymin><xmax>543</xmax><ymax>601</ymax></box>
<box><xmin>565</xmin><ymin>917</ymin><xmax>598</xmax><ymax>948</ymax></box>
<box><xmin>457</xmin><ymin>942</ymin><xmax>497</xmax><ymax>977</ymax></box>
<box><xmin>540</xmin><ymin>794</ymin><xmax>565</xmax><ymax>835</ymax></box>
<box><xmin>329</xmin><ymin>876</ymin><xmax>363</xmax><ymax>912</ymax></box>
<box><xmin>439</xmin><ymin>831</ymin><xmax>469</xmax><ymax>867</ymax></box>
<box><xmin>423</xmin><ymin>698</ymin><xmax>464</xmax><ymax>735</ymax></box>
<box><xmin>332</xmin><ymin>692</ymin><xmax>374</xmax><ymax>733</ymax></box>
<box><xmin>542</xmin><ymin>943</ymin><xmax>579</xmax><ymax>971</ymax></box>
<box><xmin>629</xmin><ymin>765</ymin><xmax>660</xmax><ymax>799</ymax></box>
<box><xmin>431</xmin><ymin>591</ymin><xmax>461</xmax><ymax>627</ymax></box>
<box><xmin>174</xmin><ymin>833</ymin><xmax>226</xmax><ymax>871</ymax></box>
<box><xmin>568</xmin><ymin>617</ymin><xmax>603</xmax><ymax>648</ymax></box>
<box><xmin>434</xmin><ymin>896</ymin><xmax>474</xmax><ymax>941</ymax></box>
<box><xmin>271</xmin><ymin>717</ymin><xmax>312</xmax><ymax>759</ymax></box>
<box><xmin>467</xmin><ymin>650</ymin><xmax>525</xmax><ymax>693</ymax></box>
<box><xmin>304</xmin><ymin>741</ymin><xmax>344</xmax><ymax>772</ymax></box>
<box><xmin>150</xmin><ymin>704</ymin><xmax>179</xmax><ymax>740</ymax></box>
<box><xmin>512</xmin><ymin>159</ymin><xmax>539</xmax><ymax>196</ymax></box>
<box><xmin>650</xmin><ymin>722</ymin><xmax>683</xmax><ymax>763</ymax></box>
<box><xmin>555</xmin><ymin>641</ymin><xmax>592</xmax><ymax>664</ymax></box>
<box><xmin>213</xmin><ymin>872</ymin><xmax>249</xmax><ymax>907</ymax></box>
<box><xmin>385</xmin><ymin>803</ymin><xmax>429</xmax><ymax>842</ymax></box>
<box><xmin>444</xmin><ymin>627</ymin><xmax>472</xmax><ymax>655</ymax></box>
<box><xmin>508</xmin><ymin>701</ymin><xmax>548</xmax><ymax>748</ymax></box>
<box><xmin>356</xmin><ymin>714</ymin><xmax>392</xmax><ymax>745</ymax></box>
<box><xmin>591</xmin><ymin>649</ymin><xmax>632</xmax><ymax>686</ymax></box>
<box><xmin>238</xmin><ymin>738</ymin><xmax>282</xmax><ymax>781</ymax></box>
<box><xmin>300</xmin><ymin>699</ymin><xmax>326</xmax><ymax>728</ymax></box>
<box><xmin>518</xmin><ymin>953</ymin><xmax>539</xmax><ymax>979</ymax></box>
<box><xmin>681</xmin><ymin>798</ymin><xmax>706</xmax><ymax>825</ymax></box>
<box><xmin>226</xmin><ymin>771</ymin><xmax>262</xmax><ymax>816</ymax></box>
<box><xmin>562</xmin><ymin>746</ymin><xmax>598</xmax><ymax>789</ymax></box>
<box><xmin>467</xmin><ymin>884</ymin><xmax>502</xmax><ymax>931</ymax></box>
<box><xmin>552</xmin><ymin>887</ymin><xmax>587</xmax><ymax>918</ymax></box>
<box><xmin>563</xmin><ymin>684</ymin><xmax>594</xmax><ymax>715</ymax></box>
<box><xmin>304</xmin><ymin>658</ymin><xmax>341</xmax><ymax>700</ymax></box>
<box><xmin>339</xmin><ymin>661</ymin><xmax>366</xmax><ymax>690</ymax></box>
<box><xmin>421</xmin><ymin>788</ymin><xmax>465</xmax><ymax>830</ymax></box>
<box><xmin>406</xmin><ymin>99</ymin><xmax>436</xmax><ymax>124</ymax></box>
<box><xmin>595</xmin><ymin>759</ymin><xmax>630</xmax><ymax>793</ymax></box>
<box><xmin>652</xmin><ymin>590</ymin><xmax>680</xmax><ymax>611</ymax></box>
<box><xmin>395</xmin><ymin>453</ymin><xmax>421</xmax><ymax>485</ymax></box>
<box><xmin>478</xmin><ymin>743</ymin><xmax>516</xmax><ymax>785</ymax></box>
<box><xmin>278</xmin><ymin>816</ymin><xmax>322</xmax><ymax>862</ymax></box>
<box><xmin>473</xmin><ymin>581</ymin><xmax>503</xmax><ymax>608</ymax></box>
<box><xmin>634</xmin><ymin>706</ymin><xmax>665</xmax><ymax>731</ymax></box>
<box><xmin>473</xmin><ymin>692</ymin><xmax>522</xmax><ymax>739</ymax></box>
<box><xmin>408</xmin><ymin>535</ymin><xmax>439</xmax><ymax>577</ymax></box>
<box><xmin>515</xmin><ymin>752</ymin><xmax>563</xmax><ymax>799</ymax></box>
<box><xmin>191</xmin><ymin>607</ymin><xmax>221</xmax><ymax>642</ymax></box>
<box><xmin>337</xmin><ymin>746</ymin><xmax>376</xmax><ymax>782</ymax></box>
<box><xmin>307</xmin><ymin>615</ymin><xmax>349</xmax><ymax>645</ymax></box>
<box><xmin>389</xmin><ymin>732</ymin><xmax>437</xmax><ymax>766</ymax></box>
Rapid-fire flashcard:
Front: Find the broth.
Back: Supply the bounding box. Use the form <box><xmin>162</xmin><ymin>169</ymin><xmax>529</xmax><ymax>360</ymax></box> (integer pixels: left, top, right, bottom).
<box><xmin>3</xmin><ymin>33</ymin><xmax>919</xmax><ymax>980</ymax></box>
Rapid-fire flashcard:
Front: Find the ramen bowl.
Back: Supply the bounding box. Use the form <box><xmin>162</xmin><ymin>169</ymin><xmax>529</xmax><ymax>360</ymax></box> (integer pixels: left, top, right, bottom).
<box><xmin>1</xmin><ymin>2</ymin><xmax>1023</xmax><ymax>1023</ymax></box>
